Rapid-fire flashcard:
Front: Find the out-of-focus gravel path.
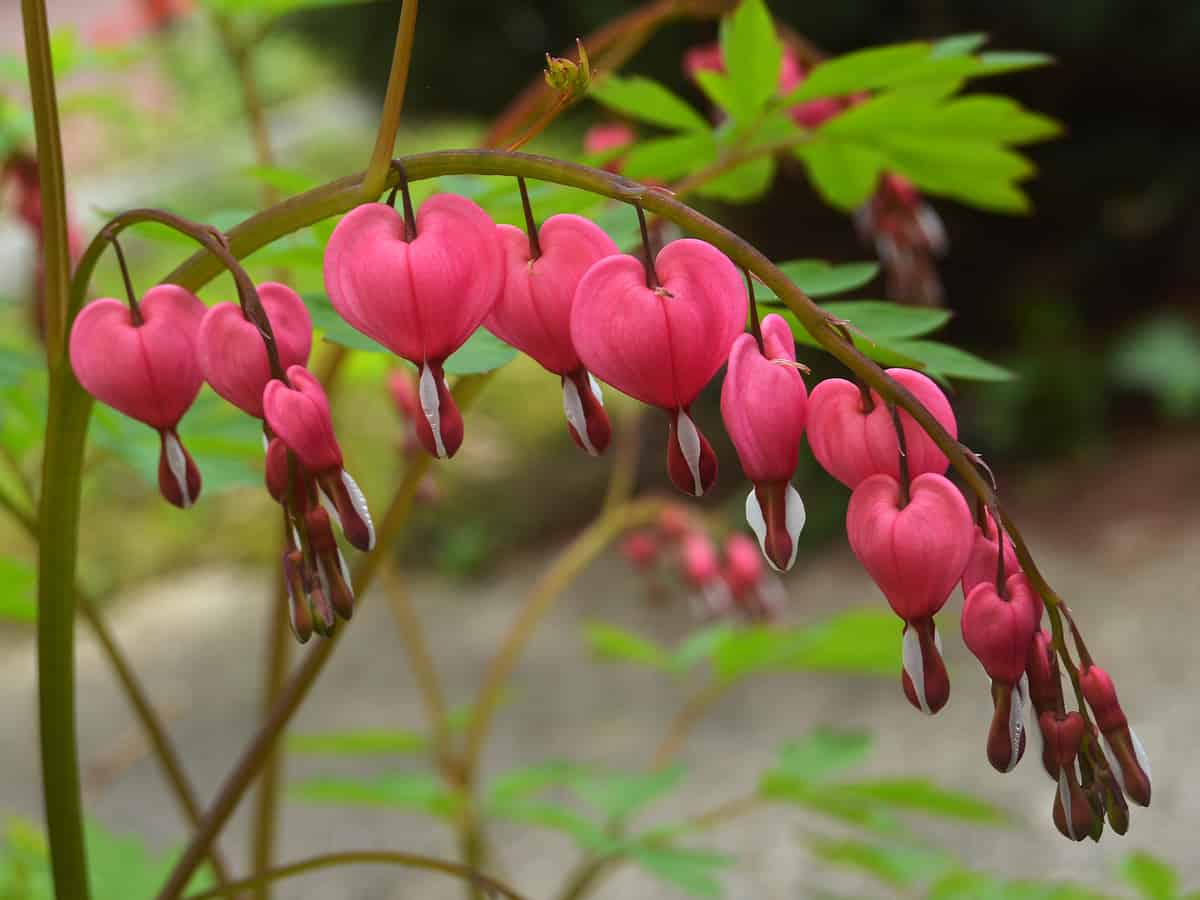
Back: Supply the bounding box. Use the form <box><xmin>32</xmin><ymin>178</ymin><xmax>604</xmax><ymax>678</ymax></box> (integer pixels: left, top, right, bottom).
<box><xmin>3</xmin><ymin>435</ymin><xmax>1198</xmax><ymax>898</ymax></box>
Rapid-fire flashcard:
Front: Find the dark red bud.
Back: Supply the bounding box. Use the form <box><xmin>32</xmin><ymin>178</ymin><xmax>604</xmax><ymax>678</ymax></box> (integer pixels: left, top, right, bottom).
<box><xmin>1025</xmin><ymin>629</ymin><xmax>1059</xmax><ymax>717</ymax></box>
<box><xmin>666</xmin><ymin>408</ymin><xmax>717</xmax><ymax>497</ymax></box>
<box><xmin>1052</xmin><ymin>766</ymin><xmax>1093</xmax><ymax>842</ymax></box>
<box><xmin>316</xmin><ymin>469</ymin><xmax>374</xmax><ymax>552</ymax></box>
<box><xmin>157</xmin><ymin>429</ymin><xmax>202</xmax><ymax>509</ymax></box>
<box><xmin>986</xmin><ymin>680</ymin><xmax>1027</xmax><ymax>773</ymax></box>
<box><xmin>282</xmin><ymin>550</ymin><xmax>313</xmax><ymax>644</ymax></box>
<box><xmin>414</xmin><ymin>360</ymin><xmax>463</xmax><ymax>459</ymax></box>
<box><xmin>562</xmin><ymin>368</ymin><xmax>611</xmax><ymax>456</ymax></box>
<box><xmin>901</xmin><ymin>618</ymin><xmax>950</xmax><ymax>715</ymax></box>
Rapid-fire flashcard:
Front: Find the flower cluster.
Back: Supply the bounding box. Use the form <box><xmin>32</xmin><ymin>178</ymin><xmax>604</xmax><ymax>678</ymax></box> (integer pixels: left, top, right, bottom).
<box><xmin>620</xmin><ymin>504</ymin><xmax>785</xmax><ymax>623</ymax></box>
<box><xmin>69</xmin><ymin>269</ymin><xmax>372</xmax><ymax>642</ymax></box>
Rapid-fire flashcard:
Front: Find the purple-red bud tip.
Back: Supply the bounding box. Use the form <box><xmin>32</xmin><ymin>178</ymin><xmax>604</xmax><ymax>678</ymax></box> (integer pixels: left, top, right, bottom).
<box><xmin>901</xmin><ymin>618</ymin><xmax>950</xmax><ymax>715</ymax></box>
<box><xmin>666</xmin><ymin>409</ymin><xmax>717</xmax><ymax>497</ymax></box>
<box><xmin>157</xmin><ymin>429</ymin><xmax>201</xmax><ymax>509</ymax></box>
<box><xmin>414</xmin><ymin>361</ymin><xmax>463</xmax><ymax>459</ymax></box>
<box><xmin>562</xmin><ymin>368</ymin><xmax>611</xmax><ymax>456</ymax></box>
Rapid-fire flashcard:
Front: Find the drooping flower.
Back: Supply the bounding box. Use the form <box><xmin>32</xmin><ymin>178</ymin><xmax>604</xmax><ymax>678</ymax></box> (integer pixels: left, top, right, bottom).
<box><xmin>571</xmin><ymin>238</ymin><xmax>747</xmax><ymax>496</ymax></box>
<box><xmin>1038</xmin><ymin>710</ymin><xmax>1094</xmax><ymax>841</ymax></box>
<box><xmin>856</xmin><ymin>172</ymin><xmax>948</xmax><ymax>306</ymax></box>
<box><xmin>962</xmin><ymin>508</ymin><xmax>1022</xmax><ymax>599</ymax></box>
<box><xmin>807</xmin><ymin>368</ymin><xmax>956</xmax><ymax>489</ymax></box>
<box><xmin>720</xmin><ymin>313</ymin><xmax>808</xmax><ymax>571</ymax></box>
<box><xmin>721</xmin><ymin>533</ymin><xmax>784</xmax><ymax>622</ymax></box>
<box><xmin>679</xmin><ymin>531</ymin><xmax>730</xmax><ymax>619</ymax></box>
<box><xmin>488</xmin><ymin>214</ymin><xmax>619</xmax><ymax>455</ymax></box>
<box><xmin>1079</xmin><ymin>664</ymin><xmax>1152</xmax><ymax>807</ymax></box>
<box><xmin>262</xmin><ymin>365</ymin><xmax>374</xmax><ymax>552</ymax></box>
<box><xmin>323</xmin><ymin>195</ymin><xmax>504</xmax><ymax>459</ymax></box>
<box><xmin>69</xmin><ymin>284</ymin><xmax>206</xmax><ymax>508</ymax></box>
<box><xmin>197</xmin><ymin>281</ymin><xmax>312</xmax><ymax>417</ymax></box>
<box><xmin>620</xmin><ymin>531</ymin><xmax>660</xmax><ymax>571</ymax></box>
<box><xmin>961</xmin><ymin>573</ymin><xmax>1040</xmax><ymax>772</ymax></box>
<box><xmin>846</xmin><ymin>472</ymin><xmax>972</xmax><ymax>714</ymax></box>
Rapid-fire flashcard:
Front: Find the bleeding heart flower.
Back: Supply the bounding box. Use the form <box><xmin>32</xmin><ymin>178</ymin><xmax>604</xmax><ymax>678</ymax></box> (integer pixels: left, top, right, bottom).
<box><xmin>680</xmin><ymin>531</ymin><xmax>730</xmax><ymax>619</ymax></box>
<box><xmin>323</xmin><ymin>195</ymin><xmax>504</xmax><ymax>458</ymax></box>
<box><xmin>263</xmin><ymin>365</ymin><xmax>374</xmax><ymax>552</ymax></box>
<box><xmin>962</xmin><ymin>508</ymin><xmax>1022</xmax><ymax>598</ymax></box>
<box><xmin>197</xmin><ymin>282</ymin><xmax>312</xmax><ymax>417</ymax></box>
<box><xmin>1079</xmin><ymin>664</ymin><xmax>1152</xmax><ymax>807</ymax></box>
<box><xmin>846</xmin><ymin>472</ymin><xmax>972</xmax><ymax>622</ymax></box>
<box><xmin>69</xmin><ymin>284</ymin><xmax>206</xmax><ymax>508</ymax></box>
<box><xmin>488</xmin><ymin>214</ymin><xmax>619</xmax><ymax>455</ymax></box>
<box><xmin>720</xmin><ymin>313</ymin><xmax>808</xmax><ymax>571</ymax></box>
<box><xmin>620</xmin><ymin>531</ymin><xmax>659</xmax><ymax>570</ymax></box>
<box><xmin>722</xmin><ymin>533</ymin><xmax>784</xmax><ymax>622</ymax></box>
<box><xmin>962</xmin><ymin>573</ymin><xmax>1039</xmax><ymax>772</ymax></box>
<box><xmin>808</xmin><ymin>368</ymin><xmax>956</xmax><ymax>490</ymax></box>
<box><xmin>571</xmin><ymin>238</ymin><xmax>746</xmax><ymax>496</ymax></box>
<box><xmin>901</xmin><ymin>617</ymin><xmax>950</xmax><ymax>715</ymax></box>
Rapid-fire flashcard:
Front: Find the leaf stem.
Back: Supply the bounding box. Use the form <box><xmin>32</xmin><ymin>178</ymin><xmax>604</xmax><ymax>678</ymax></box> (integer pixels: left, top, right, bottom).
<box><xmin>180</xmin><ymin>850</ymin><xmax>531</xmax><ymax>900</ymax></box>
<box><xmin>651</xmin><ymin>680</ymin><xmax>728</xmax><ymax>769</ymax></box>
<box><xmin>363</xmin><ymin>0</ymin><xmax>419</xmax><ymax>199</ymax></box>
<box><xmin>460</xmin><ymin>497</ymin><xmax>663</xmax><ymax>782</ymax></box>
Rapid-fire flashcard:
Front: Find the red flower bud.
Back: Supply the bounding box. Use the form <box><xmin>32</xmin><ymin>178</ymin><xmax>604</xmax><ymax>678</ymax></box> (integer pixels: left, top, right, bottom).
<box><xmin>1079</xmin><ymin>664</ymin><xmax>1151</xmax><ymax>807</ymax></box>
<box><xmin>901</xmin><ymin>617</ymin><xmax>950</xmax><ymax>715</ymax></box>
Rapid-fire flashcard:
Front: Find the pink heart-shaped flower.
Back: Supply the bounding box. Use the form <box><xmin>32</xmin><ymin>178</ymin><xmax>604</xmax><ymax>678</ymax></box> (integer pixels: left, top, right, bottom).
<box><xmin>961</xmin><ymin>572</ymin><xmax>1039</xmax><ymax>685</ymax></box>
<box><xmin>846</xmin><ymin>471</ymin><xmax>972</xmax><ymax>621</ymax></box>
<box><xmin>70</xmin><ymin>284</ymin><xmax>206</xmax><ymax>429</ymax></box>
<box><xmin>808</xmin><ymin>368</ymin><xmax>956</xmax><ymax>489</ymax></box>
<box><xmin>198</xmin><ymin>282</ymin><xmax>312</xmax><ymax>417</ymax></box>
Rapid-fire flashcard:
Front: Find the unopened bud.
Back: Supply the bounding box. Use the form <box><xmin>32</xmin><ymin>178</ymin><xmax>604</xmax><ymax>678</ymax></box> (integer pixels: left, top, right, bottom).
<box><xmin>901</xmin><ymin>618</ymin><xmax>950</xmax><ymax>715</ymax></box>
<box><xmin>544</xmin><ymin>39</ymin><xmax>590</xmax><ymax>98</ymax></box>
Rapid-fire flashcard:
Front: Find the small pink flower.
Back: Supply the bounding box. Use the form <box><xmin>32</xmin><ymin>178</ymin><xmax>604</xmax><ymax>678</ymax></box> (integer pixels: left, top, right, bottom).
<box><xmin>489</xmin><ymin>214</ymin><xmax>619</xmax><ymax>455</ymax></box>
<box><xmin>197</xmin><ymin>282</ymin><xmax>312</xmax><ymax>417</ymax></box>
<box><xmin>680</xmin><ymin>531</ymin><xmax>730</xmax><ymax>619</ymax></box>
<box><xmin>961</xmin><ymin>509</ymin><xmax>1022</xmax><ymax>598</ymax></box>
<box><xmin>961</xmin><ymin>573</ymin><xmax>1040</xmax><ymax>772</ymax></box>
<box><xmin>324</xmin><ymin>195</ymin><xmax>504</xmax><ymax>458</ymax></box>
<box><xmin>808</xmin><ymin>368</ymin><xmax>956</xmax><ymax>489</ymax></box>
<box><xmin>1079</xmin><ymin>664</ymin><xmax>1151</xmax><ymax>807</ymax></box>
<box><xmin>620</xmin><ymin>531</ymin><xmax>659</xmax><ymax>570</ymax></box>
<box><xmin>584</xmin><ymin>122</ymin><xmax>636</xmax><ymax>172</ymax></box>
<box><xmin>720</xmin><ymin>313</ymin><xmax>808</xmax><ymax>570</ymax></box>
<box><xmin>722</xmin><ymin>533</ymin><xmax>784</xmax><ymax>622</ymax></box>
<box><xmin>69</xmin><ymin>284</ymin><xmax>206</xmax><ymax>508</ymax></box>
<box><xmin>1038</xmin><ymin>710</ymin><xmax>1093</xmax><ymax>841</ymax></box>
<box><xmin>571</xmin><ymin>238</ymin><xmax>747</xmax><ymax>496</ymax></box>
<box><xmin>263</xmin><ymin>365</ymin><xmax>374</xmax><ymax>552</ymax></box>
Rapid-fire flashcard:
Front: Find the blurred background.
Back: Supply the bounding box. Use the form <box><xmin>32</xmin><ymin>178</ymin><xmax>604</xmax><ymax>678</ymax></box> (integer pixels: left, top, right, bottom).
<box><xmin>0</xmin><ymin>1</ymin><xmax>1198</xmax><ymax>898</ymax></box>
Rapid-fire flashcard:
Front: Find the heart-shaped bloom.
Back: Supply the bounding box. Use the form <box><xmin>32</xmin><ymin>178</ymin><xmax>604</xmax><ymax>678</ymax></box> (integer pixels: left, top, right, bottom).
<box><xmin>197</xmin><ymin>282</ymin><xmax>312</xmax><ymax>417</ymax></box>
<box><xmin>808</xmin><ymin>368</ymin><xmax>956</xmax><ymax>489</ymax></box>
<box><xmin>324</xmin><ymin>195</ymin><xmax>504</xmax><ymax>458</ymax></box>
<box><xmin>571</xmin><ymin>238</ymin><xmax>747</xmax><ymax>496</ymax></box>
<box><xmin>263</xmin><ymin>365</ymin><xmax>374</xmax><ymax>552</ymax></box>
<box><xmin>846</xmin><ymin>472</ymin><xmax>972</xmax><ymax>621</ymax></box>
<box><xmin>488</xmin><ymin>214</ymin><xmax>619</xmax><ymax>455</ymax></box>
<box><xmin>69</xmin><ymin>284</ymin><xmax>206</xmax><ymax>507</ymax></box>
<box><xmin>961</xmin><ymin>509</ymin><xmax>1022</xmax><ymax>599</ymax></box>
<box><xmin>962</xmin><ymin>573</ymin><xmax>1039</xmax><ymax>772</ymax></box>
<box><xmin>1079</xmin><ymin>664</ymin><xmax>1151</xmax><ymax>807</ymax></box>
<box><xmin>720</xmin><ymin>313</ymin><xmax>808</xmax><ymax>571</ymax></box>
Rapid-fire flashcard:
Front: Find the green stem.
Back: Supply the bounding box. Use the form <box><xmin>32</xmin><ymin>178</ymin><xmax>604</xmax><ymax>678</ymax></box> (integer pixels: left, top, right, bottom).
<box><xmin>180</xmin><ymin>850</ymin><xmax>531</xmax><ymax>900</ymax></box>
<box><xmin>23</xmin><ymin>0</ymin><xmax>89</xmax><ymax>894</ymax></box>
<box><xmin>651</xmin><ymin>680</ymin><xmax>728</xmax><ymax>769</ymax></box>
<box><xmin>363</xmin><ymin>0</ymin><xmax>419</xmax><ymax>198</ymax></box>
<box><xmin>555</xmin><ymin>856</ymin><xmax>615</xmax><ymax>900</ymax></box>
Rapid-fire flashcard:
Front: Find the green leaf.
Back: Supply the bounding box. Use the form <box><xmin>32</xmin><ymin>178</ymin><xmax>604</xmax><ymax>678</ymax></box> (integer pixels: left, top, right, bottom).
<box><xmin>758</xmin><ymin>776</ymin><xmax>898</xmax><ymax>832</ymax></box>
<box><xmin>711</xmin><ymin>626</ymin><xmax>801</xmax><ymax>682</ymax></box>
<box><xmin>632</xmin><ymin>845</ymin><xmax>733</xmax><ymax>898</ymax></box>
<box><xmin>719</xmin><ymin>0</ymin><xmax>783</xmax><ymax>117</ymax></box>
<box><xmin>693</xmin><ymin>155</ymin><xmax>776</xmax><ymax>202</ymax></box>
<box><xmin>693</xmin><ymin>70</ymin><xmax>743</xmax><ymax>119</ymax></box>
<box><xmin>286</xmin><ymin>730</ymin><xmax>427</xmax><ymax>756</ymax></box>
<box><xmin>773</xmin><ymin>730</ymin><xmax>873</xmax><ymax>783</ymax></box>
<box><xmin>300</xmin><ymin>292</ymin><xmax>387</xmax><ymax>352</ymax></box>
<box><xmin>243</xmin><ymin>165</ymin><xmax>319</xmax><ymax>195</ymax></box>
<box><xmin>807</xmin><ymin>837</ymin><xmax>954</xmax><ymax>889</ymax></box>
<box><xmin>1109</xmin><ymin>314</ymin><xmax>1200</xmax><ymax>418</ymax></box>
<box><xmin>818</xmin><ymin>301</ymin><xmax>950</xmax><ymax>339</ymax></box>
<box><xmin>623</xmin><ymin>132</ymin><xmax>718</xmax><ymax>182</ymax></box>
<box><xmin>584</xmin><ymin>623</ymin><xmax>670</xmax><ymax>670</ymax></box>
<box><xmin>788</xmin><ymin>608</ymin><xmax>901</xmax><ymax>676</ymax></box>
<box><xmin>590</xmin><ymin>75</ymin><xmax>709</xmax><ymax>132</ymax></box>
<box><xmin>1120</xmin><ymin>852</ymin><xmax>1178</xmax><ymax>900</ymax></box>
<box><xmin>0</xmin><ymin>558</ymin><xmax>36</xmax><ymax>624</ymax></box>
<box><xmin>887</xmin><ymin>339</ymin><xmax>1015</xmax><ymax>382</ymax></box>
<box><xmin>198</xmin><ymin>0</ymin><xmax>376</xmax><ymax>15</ymax></box>
<box><xmin>931</xmin><ymin>33</ymin><xmax>989</xmax><ymax>58</ymax></box>
<box><xmin>838</xmin><ymin>778</ymin><xmax>1009</xmax><ymax>824</ymax></box>
<box><xmin>793</xmin><ymin>140</ymin><xmax>887</xmax><ymax>210</ymax></box>
<box><xmin>289</xmin><ymin>773</ymin><xmax>459</xmax><ymax>819</ymax></box>
<box><xmin>486</xmin><ymin>760</ymin><xmax>583</xmax><ymax>809</ymax></box>
<box><xmin>756</xmin><ymin>260</ymin><xmax>880</xmax><ymax>299</ymax></box>
<box><xmin>444</xmin><ymin>329</ymin><xmax>518</xmax><ymax>375</ymax></box>
<box><xmin>574</xmin><ymin>766</ymin><xmax>686</xmax><ymax>822</ymax></box>
<box><xmin>670</xmin><ymin>624</ymin><xmax>737</xmax><ymax>672</ymax></box>
<box><xmin>788</xmin><ymin>43</ymin><xmax>931</xmax><ymax>102</ymax></box>
<box><xmin>491</xmin><ymin>801</ymin><xmax>616</xmax><ymax>853</ymax></box>
<box><xmin>976</xmin><ymin>51</ymin><xmax>1055</xmax><ymax>77</ymax></box>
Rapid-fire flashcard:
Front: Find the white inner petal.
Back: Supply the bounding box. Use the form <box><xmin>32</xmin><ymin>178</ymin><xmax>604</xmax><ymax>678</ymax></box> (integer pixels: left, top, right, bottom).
<box><xmin>319</xmin><ymin>491</ymin><xmax>343</xmax><ymax>530</ymax></box>
<box><xmin>163</xmin><ymin>432</ymin><xmax>192</xmax><ymax>508</ymax></box>
<box><xmin>783</xmin><ymin>482</ymin><xmax>807</xmax><ymax>570</ymax></box>
<box><xmin>1057</xmin><ymin>771</ymin><xmax>1076</xmax><ymax>840</ymax></box>
<box><xmin>1006</xmin><ymin>688</ymin><xmax>1024</xmax><ymax>773</ymax></box>
<box><xmin>744</xmin><ymin>489</ymin><xmax>770</xmax><ymax>564</ymax></box>
<box><xmin>588</xmin><ymin>373</ymin><xmax>604</xmax><ymax>406</ymax></box>
<box><xmin>340</xmin><ymin>469</ymin><xmax>375</xmax><ymax>550</ymax></box>
<box><xmin>902</xmin><ymin>627</ymin><xmax>932</xmax><ymax>715</ymax></box>
<box><xmin>1100</xmin><ymin>733</ymin><xmax>1126</xmax><ymax>795</ymax></box>
<box><xmin>933</xmin><ymin>622</ymin><xmax>943</xmax><ymax>654</ymax></box>
<box><xmin>336</xmin><ymin>547</ymin><xmax>353</xmax><ymax>595</ymax></box>
<box><xmin>1130</xmin><ymin>727</ymin><xmax>1152</xmax><ymax>781</ymax></box>
<box><xmin>562</xmin><ymin>378</ymin><xmax>598</xmax><ymax>456</ymax></box>
<box><xmin>675</xmin><ymin>410</ymin><xmax>703</xmax><ymax>496</ymax></box>
<box><xmin>418</xmin><ymin>363</ymin><xmax>447</xmax><ymax>458</ymax></box>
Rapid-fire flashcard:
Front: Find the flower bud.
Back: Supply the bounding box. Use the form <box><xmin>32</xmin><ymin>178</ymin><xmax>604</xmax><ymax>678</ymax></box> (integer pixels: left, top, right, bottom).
<box><xmin>620</xmin><ymin>531</ymin><xmax>659</xmax><ymax>570</ymax></box>
<box><xmin>306</xmin><ymin>506</ymin><xmax>355</xmax><ymax>622</ymax></box>
<box><xmin>282</xmin><ymin>550</ymin><xmax>313</xmax><ymax>644</ymax></box>
<box><xmin>1080</xmin><ymin>664</ymin><xmax>1151</xmax><ymax>807</ymax></box>
<box><xmin>544</xmin><ymin>39</ymin><xmax>590</xmax><ymax>97</ymax></box>
<box><xmin>1039</xmin><ymin>711</ymin><xmax>1093</xmax><ymax>841</ymax></box>
<box><xmin>901</xmin><ymin>617</ymin><xmax>950</xmax><ymax>715</ymax></box>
